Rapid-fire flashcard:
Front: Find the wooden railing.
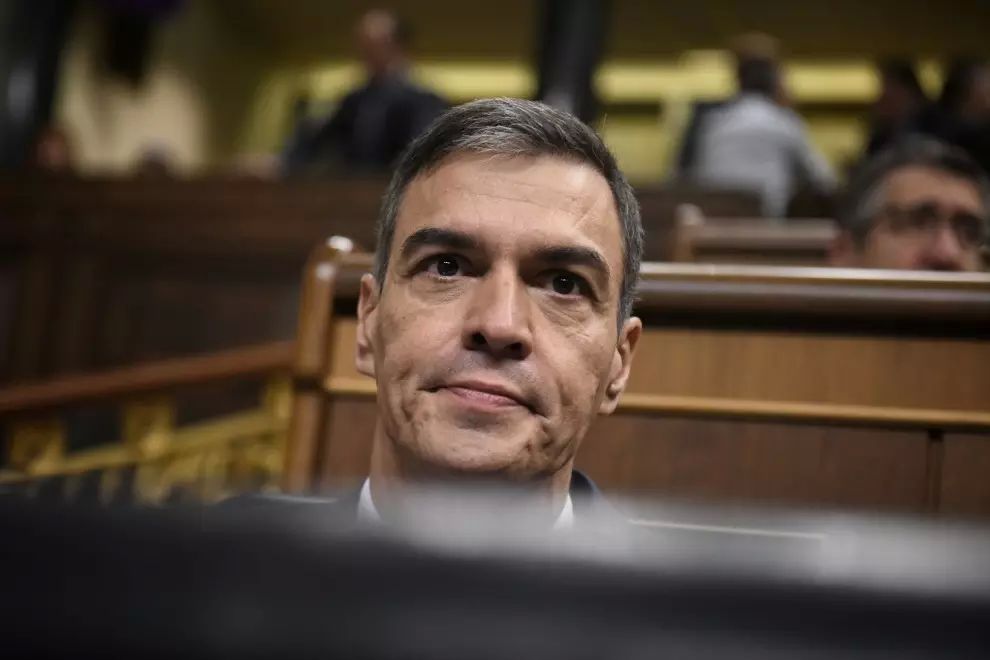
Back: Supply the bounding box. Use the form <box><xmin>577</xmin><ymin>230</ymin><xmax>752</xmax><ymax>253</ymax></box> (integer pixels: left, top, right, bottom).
<box><xmin>0</xmin><ymin>342</ymin><xmax>294</xmax><ymax>504</ymax></box>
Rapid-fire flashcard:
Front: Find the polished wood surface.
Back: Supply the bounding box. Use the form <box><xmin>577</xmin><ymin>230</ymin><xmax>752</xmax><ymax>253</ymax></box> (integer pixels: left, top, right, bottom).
<box><xmin>283</xmin><ymin>242</ymin><xmax>351</xmax><ymax>492</ymax></box>
<box><xmin>0</xmin><ymin>342</ymin><xmax>293</xmax><ymax>416</ymax></box>
<box><xmin>671</xmin><ymin>205</ymin><xmax>837</xmax><ymax>266</ymax></box>
<box><xmin>636</xmin><ymin>186</ymin><xmax>762</xmax><ymax>261</ymax></box>
<box><xmin>576</xmin><ymin>415</ymin><xmax>931</xmax><ymax>511</ymax></box>
<box><xmin>940</xmin><ymin>434</ymin><xmax>990</xmax><ymax>516</ymax></box>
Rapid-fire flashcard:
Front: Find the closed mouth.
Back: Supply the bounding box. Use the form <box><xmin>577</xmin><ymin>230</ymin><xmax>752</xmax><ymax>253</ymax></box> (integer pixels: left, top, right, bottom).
<box><xmin>433</xmin><ymin>380</ymin><xmax>533</xmax><ymax>412</ymax></box>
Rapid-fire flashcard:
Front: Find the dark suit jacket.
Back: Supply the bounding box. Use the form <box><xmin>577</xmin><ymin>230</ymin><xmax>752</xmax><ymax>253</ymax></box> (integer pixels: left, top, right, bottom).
<box><xmin>282</xmin><ymin>73</ymin><xmax>447</xmax><ymax>175</ymax></box>
<box><xmin>674</xmin><ymin>100</ymin><xmax>726</xmax><ymax>176</ymax></box>
<box><xmin>220</xmin><ymin>470</ymin><xmax>612</xmax><ymax>532</ymax></box>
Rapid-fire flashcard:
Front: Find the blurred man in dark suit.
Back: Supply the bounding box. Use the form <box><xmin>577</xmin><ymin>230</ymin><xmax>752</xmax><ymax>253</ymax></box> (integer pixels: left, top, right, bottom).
<box><xmin>282</xmin><ymin>9</ymin><xmax>447</xmax><ymax>175</ymax></box>
<box><xmin>831</xmin><ymin>139</ymin><xmax>988</xmax><ymax>272</ymax></box>
<box><xmin>924</xmin><ymin>60</ymin><xmax>990</xmax><ymax>175</ymax></box>
<box><xmin>862</xmin><ymin>60</ymin><xmax>929</xmax><ymax>158</ymax></box>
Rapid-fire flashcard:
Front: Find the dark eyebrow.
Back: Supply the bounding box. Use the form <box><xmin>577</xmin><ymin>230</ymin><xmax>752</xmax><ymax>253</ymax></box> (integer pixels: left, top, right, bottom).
<box><xmin>535</xmin><ymin>245</ymin><xmax>612</xmax><ymax>283</ymax></box>
<box><xmin>399</xmin><ymin>227</ymin><xmax>480</xmax><ymax>258</ymax></box>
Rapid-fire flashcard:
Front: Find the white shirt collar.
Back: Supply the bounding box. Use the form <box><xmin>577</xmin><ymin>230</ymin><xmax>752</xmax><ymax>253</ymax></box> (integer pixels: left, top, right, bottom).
<box><xmin>358</xmin><ymin>478</ymin><xmax>575</xmax><ymax>530</ymax></box>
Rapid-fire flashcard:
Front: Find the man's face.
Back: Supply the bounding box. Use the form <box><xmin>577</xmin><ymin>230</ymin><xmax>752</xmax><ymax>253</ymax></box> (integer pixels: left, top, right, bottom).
<box><xmin>355</xmin><ymin>12</ymin><xmax>399</xmax><ymax>77</ymax></box>
<box><xmin>356</xmin><ymin>153</ymin><xmax>640</xmax><ymax>480</ymax></box>
<box><xmin>843</xmin><ymin>165</ymin><xmax>987</xmax><ymax>272</ymax></box>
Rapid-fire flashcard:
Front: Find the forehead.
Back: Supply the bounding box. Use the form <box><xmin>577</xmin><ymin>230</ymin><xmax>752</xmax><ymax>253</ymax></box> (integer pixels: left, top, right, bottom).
<box><xmin>881</xmin><ymin>165</ymin><xmax>986</xmax><ymax>214</ymax></box>
<box><xmin>394</xmin><ymin>152</ymin><xmax>624</xmax><ymax>269</ymax></box>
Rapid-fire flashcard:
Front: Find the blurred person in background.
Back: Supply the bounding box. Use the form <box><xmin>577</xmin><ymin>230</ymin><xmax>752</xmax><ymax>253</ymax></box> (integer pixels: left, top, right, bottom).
<box><xmin>831</xmin><ymin>138</ymin><xmax>988</xmax><ymax>272</ymax></box>
<box><xmin>863</xmin><ymin>60</ymin><xmax>929</xmax><ymax>158</ymax></box>
<box><xmin>921</xmin><ymin>59</ymin><xmax>990</xmax><ymax>174</ymax></box>
<box><xmin>675</xmin><ymin>34</ymin><xmax>791</xmax><ymax>173</ymax></box>
<box><xmin>281</xmin><ymin>9</ymin><xmax>447</xmax><ymax>176</ymax></box>
<box><xmin>242</xmin><ymin>98</ymin><xmax>643</xmax><ymax>527</ymax></box>
<box><xmin>134</xmin><ymin>144</ymin><xmax>176</xmax><ymax>178</ymax></box>
<box><xmin>682</xmin><ymin>41</ymin><xmax>836</xmax><ymax>217</ymax></box>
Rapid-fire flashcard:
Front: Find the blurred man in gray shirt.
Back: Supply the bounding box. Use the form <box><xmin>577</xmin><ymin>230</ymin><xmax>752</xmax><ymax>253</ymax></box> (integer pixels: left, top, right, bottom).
<box><xmin>688</xmin><ymin>57</ymin><xmax>837</xmax><ymax>217</ymax></box>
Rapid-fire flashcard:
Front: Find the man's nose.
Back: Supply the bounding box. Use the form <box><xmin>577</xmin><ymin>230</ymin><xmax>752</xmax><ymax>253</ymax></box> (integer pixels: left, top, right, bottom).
<box><xmin>462</xmin><ymin>267</ymin><xmax>533</xmax><ymax>360</ymax></box>
<box><xmin>922</xmin><ymin>221</ymin><xmax>966</xmax><ymax>271</ymax></box>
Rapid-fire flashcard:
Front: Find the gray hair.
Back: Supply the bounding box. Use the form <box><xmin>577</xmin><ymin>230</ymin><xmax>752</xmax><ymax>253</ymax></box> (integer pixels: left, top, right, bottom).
<box><xmin>374</xmin><ymin>97</ymin><xmax>643</xmax><ymax>325</ymax></box>
<box><xmin>839</xmin><ymin>137</ymin><xmax>990</xmax><ymax>243</ymax></box>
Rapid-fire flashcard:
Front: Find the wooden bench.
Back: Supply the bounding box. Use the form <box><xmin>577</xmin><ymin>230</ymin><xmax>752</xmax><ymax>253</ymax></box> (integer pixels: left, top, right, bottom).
<box><xmin>0</xmin><ymin>178</ymin><xmax>763</xmax><ymax>384</ymax></box>
<box><xmin>283</xmin><ymin>249</ymin><xmax>990</xmax><ymax>516</ymax></box>
<box><xmin>670</xmin><ymin>204</ymin><xmax>837</xmax><ymax>265</ymax></box>
<box><xmin>636</xmin><ymin>185</ymin><xmax>762</xmax><ymax>263</ymax></box>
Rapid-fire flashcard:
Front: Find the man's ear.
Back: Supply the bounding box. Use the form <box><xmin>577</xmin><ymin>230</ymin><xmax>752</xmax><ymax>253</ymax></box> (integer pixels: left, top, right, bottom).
<box><xmin>355</xmin><ymin>273</ymin><xmax>380</xmax><ymax>378</ymax></box>
<box><xmin>599</xmin><ymin>316</ymin><xmax>642</xmax><ymax>415</ymax></box>
<box><xmin>828</xmin><ymin>230</ymin><xmax>859</xmax><ymax>267</ymax></box>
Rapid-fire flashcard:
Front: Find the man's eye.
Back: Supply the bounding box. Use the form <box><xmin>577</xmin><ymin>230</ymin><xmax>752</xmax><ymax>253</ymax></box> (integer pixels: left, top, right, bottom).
<box><xmin>905</xmin><ymin>209</ymin><xmax>936</xmax><ymax>229</ymax></box>
<box><xmin>426</xmin><ymin>255</ymin><xmax>462</xmax><ymax>277</ymax></box>
<box><xmin>954</xmin><ymin>215</ymin><xmax>987</xmax><ymax>247</ymax></box>
<box><xmin>547</xmin><ymin>272</ymin><xmax>586</xmax><ymax>297</ymax></box>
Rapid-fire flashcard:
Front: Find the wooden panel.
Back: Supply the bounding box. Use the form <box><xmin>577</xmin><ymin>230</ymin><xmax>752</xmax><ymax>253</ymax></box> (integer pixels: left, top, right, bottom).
<box><xmin>940</xmin><ymin>434</ymin><xmax>990</xmax><ymax>516</ymax></box>
<box><xmin>0</xmin><ymin>176</ymin><xmax>387</xmax><ymax>383</ymax></box>
<box><xmin>318</xmin><ymin>396</ymin><xmax>378</xmax><ymax>490</ymax></box>
<box><xmin>637</xmin><ymin>186</ymin><xmax>762</xmax><ymax>261</ymax></box>
<box><xmin>627</xmin><ymin>328</ymin><xmax>990</xmax><ymax>413</ymax></box>
<box><xmin>576</xmin><ymin>413</ymin><xmax>930</xmax><ymax>511</ymax></box>
<box><xmin>91</xmin><ymin>258</ymin><xmax>301</xmax><ymax>368</ymax></box>
<box><xmin>671</xmin><ymin>215</ymin><xmax>837</xmax><ymax>266</ymax></box>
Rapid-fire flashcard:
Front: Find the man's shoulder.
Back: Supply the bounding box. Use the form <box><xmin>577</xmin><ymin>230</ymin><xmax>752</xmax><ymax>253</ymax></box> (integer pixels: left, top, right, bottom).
<box><xmin>216</xmin><ymin>490</ymin><xmax>361</xmax><ymax>528</ymax></box>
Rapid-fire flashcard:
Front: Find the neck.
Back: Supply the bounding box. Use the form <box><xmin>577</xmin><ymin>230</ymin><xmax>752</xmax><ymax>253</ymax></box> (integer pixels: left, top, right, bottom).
<box><xmin>367</xmin><ymin>422</ymin><xmax>573</xmax><ymax>524</ymax></box>
<box><xmin>369</xmin><ymin>59</ymin><xmax>408</xmax><ymax>81</ymax></box>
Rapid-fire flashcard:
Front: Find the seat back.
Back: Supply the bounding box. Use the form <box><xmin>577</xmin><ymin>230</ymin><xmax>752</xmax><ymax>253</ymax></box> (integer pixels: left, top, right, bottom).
<box><xmin>671</xmin><ymin>203</ymin><xmax>837</xmax><ymax>265</ymax></box>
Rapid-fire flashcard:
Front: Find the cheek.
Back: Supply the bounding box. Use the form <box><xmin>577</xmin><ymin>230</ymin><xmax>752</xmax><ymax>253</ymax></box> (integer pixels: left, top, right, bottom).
<box><xmin>544</xmin><ymin>328</ymin><xmax>613</xmax><ymax>422</ymax></box>
<box><xmin>867</xmin><ymin>234</ymin><xmax>916</xmax><ymax>268</ymax></box>
<box><xmin>375</xmin><ymin>300</ymin><xmax>457</xmax><ymax>398</ymax></box>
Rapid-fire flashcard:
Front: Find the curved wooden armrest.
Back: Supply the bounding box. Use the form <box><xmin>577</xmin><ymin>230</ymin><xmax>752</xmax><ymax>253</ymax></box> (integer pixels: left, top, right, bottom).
<box><xmin>0</xmin><ymin>341</ymin><xmax>294</xmax><ymax>416</ymax></box>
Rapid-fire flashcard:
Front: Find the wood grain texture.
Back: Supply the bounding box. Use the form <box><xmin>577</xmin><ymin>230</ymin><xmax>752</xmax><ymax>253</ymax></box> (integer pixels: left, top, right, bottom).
<box><xmin>625</xmin><ymin>329</ymin><xmax>990</xmax><ymax>413</ymax></box>
<box><xmin>576</xmin><ymin>413</ymin><xmax>930</xmax><ymax>511</ymax></box>
<box><xmin>939</xmin><ymin>434</ymin><xmax>990</xmax><ymax>516</ymax></box>
<box><xmin>671</xmin><ymin>209</ymin><xmax>837</xmax><ymax>266</ymax></box>
<box><xmin>318</xmin><ymin>396</ymin><xmax>379</xmax><ymax>491</ymax></box>
<box><xmin>0</xmin><ymin>342</ymin><xmax>293</xmax><ymax>416</ymax></box>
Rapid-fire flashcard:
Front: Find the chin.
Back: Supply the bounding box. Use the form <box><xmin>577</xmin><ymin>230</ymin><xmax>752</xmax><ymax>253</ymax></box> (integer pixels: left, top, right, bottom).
<box><xmin>415</xmin><ymin>423</ymin><xmax>542</xmax><ymax>478</ymax></box>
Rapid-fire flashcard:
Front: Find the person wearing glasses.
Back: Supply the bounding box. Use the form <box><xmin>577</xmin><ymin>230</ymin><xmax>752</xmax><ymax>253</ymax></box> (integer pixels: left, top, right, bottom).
<box><xmin>831</xmin><ymin>138</ymin><xmax>989</xmax><ymax>272</ymax></box>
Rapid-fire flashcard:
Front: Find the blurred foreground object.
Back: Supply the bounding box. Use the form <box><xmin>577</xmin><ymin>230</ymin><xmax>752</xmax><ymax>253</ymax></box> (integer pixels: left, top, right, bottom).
<box><xmin>4</xmin><ymin>493</ymin><xmax>990</xmax><ymax>658</ymax></box>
